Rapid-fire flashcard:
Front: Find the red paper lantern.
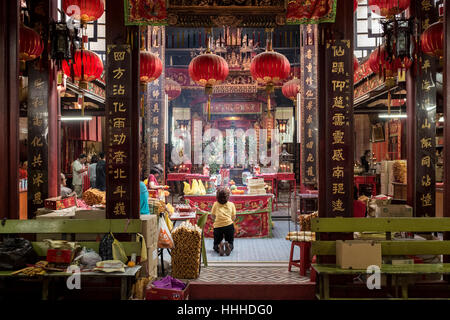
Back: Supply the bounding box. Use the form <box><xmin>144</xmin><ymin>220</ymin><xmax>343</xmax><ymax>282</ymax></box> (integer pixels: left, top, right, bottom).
<box><xmin>19</xmin><ymin>25</ymin><xmax>44</xmax><ymax>62</ymax></box>
<box><xmin>282</xmin><ymin>78</ymin><xmax>301</xmax><ymax>102</ymax></box>
<box><xmin>62</xmin><ymin>0</ymin><xmax>105</xmax><ymax>25</ymax></box>
<box><xmin>62</xmin><ymin>48</ymin><xmax>103</xmax><ymax>86</ymax></box>
<box><xmin>140</xmin><ymin>51</ymin><xmax>163</xmax><ymax>84</ymax></box>
<box><xmin>368</xmin><ymin>0</ymin><xmax>410</xmax><ymax>18</ymax></box>
<box><xmin>354</xmin><ymin>55</ymin><xmax>360</xmax><ymax>72</ymax></box>
<box><xmin>189</xmin><ymin>52</ymin><xmax>229</xmax><ymax>119</ymax></box>
<box><xmin>165</xmin><ymin>78</ymin><xmax>181</xmax><ymax>101</ymax></box>
<box><xmin>420</xmin><ymin>21</ymin><xmax>444</xmax><ymax>58</ymax></box>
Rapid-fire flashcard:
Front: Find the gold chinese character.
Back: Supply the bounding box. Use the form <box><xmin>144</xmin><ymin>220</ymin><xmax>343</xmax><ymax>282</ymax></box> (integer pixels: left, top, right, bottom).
<box><xmin>422</xmin><ymin>80</ymin><xmax>431</xmax><ymax>92</ymax></box>
<box><xmin>31</xmin><ymin>97</ymin><xmax>43</xmax><ymax>108</ymax></box>
<box><xmin>306</xmin><ymin>77</ymin><xmax>313</xmax><ymax>86</ymax></box>
<box><xmin>113</xmin><ymin>168</ymin><xmax>127</xmax><ymax>179</ymax></box>
<box><xmin>332</xmin><ymin>113</ymin><xmax>345</xmax><ymax>126</ymax></box>
<box><xmin>420</xmin><ymin>137</ymin><xmax>432</xmax><ymax>149</ymax></box>
<box><xmin>113</xmin><ymin>51</ymin><xmax>126</xmax><ymax>61</ymax></box>
<box><xmin>332</xmin><ymin>149</ymin><xmax>345</xmax><ymax>161</ymax></box>
<box><xmin>113</xmin><ymin>133</ymin><xmax>127</xmax><ymax>145</ymax></box>
<box><xmin>32</xmin><ymin>154</ymin><xmax>43</xmax><ymax>168</ymax></box>
<box><xmin>306</xmin><ymin>115</ymin><xmax>313</xmax><ymax>124</ymax></box>
<box><xmin>152</xmin><ymin>117</ymin><xmax>159</xmax><ymax>125</ymax></box>
<box><xmin>332</xmin><ymin>183</ymin><xmax>345</xmax><ymax>195</ymax></box>
<box><xmin>306</xmin><ymin>49</ymin><xmax>313</xmax><ymax>60</ymax></box>
<box><xmin>421</xmin><ymin>119</ymin><xmax>431</xmax><ymax>129</ymax></box>
<box><xmin>305</xmin><ymin>90</ymin><xmax>314</xmax><ymax>98</ymax></box>
<box><xmin>113</xmin><ymin>185</ymin><xmax>126</xmax><ymax>198</ymax></box>
<box><xmin>422</xmin><ymin>18</ymin><xmax>430</xmax><ymax>31</ymax></box>
<box><xmin>31</xmin><ymin>136</ymin><xmax>43</xmax><ymax>147</ymax></box>
<box><xmin>306</xmin><ymin>63</ymin><xmax>313</xmax><ymax>73</ymax></box>
<box><xmin>308</xmin><ymin>128</ymin><xmax>313</xmax><ymax>138</ymax></box>
<box><xmin>152</xmin><ymin>154</ymin><xmax>159</xmax><ymax>163</ymax></box>
<box><xmin>151</xmin><ymin>128</ymin><xmax>159</xmax><ymax>137</ymax></box>
<box><xmin>306</xmin><ymin>141</ymin><xmax>314</xmax><ymax>149</ymax></box>
<box><xmin>33</xmin><ymin>192</ymin><xmax>43</xmax><ymax>205</ymax></box>
<box><xmin>152</xmin><ymin>90</ymin><xmax>160</xmax><ymax>99</ymax></box>
<box><xmin>332</xmin><ymin>80</ymin><xmax>347</xmax><ymax>92</ymax></box>
<box><xmin>112</xmin><ymin>151</ymin><xmax>127</xmax><ymax>164</ymax></box>
<box><xmin>32</xmin><ymin>172</ymin><xmax>44</xmax><ymax>187</ymax></box>
<box><xmin>113</xmin><ymin>85</ymin><xmax>125</xmax><ymax>95</ymax></box>
<box><xmin>32</xmin><ymin>116</ymin><xmax>43</xmax><ymax>127</ymax></box>
<box><xmin>421</xmin><ymin>175</ymin><xmax>432</xmax><ymax>187</ymax></box>
<box><xmin>152</xmin><ymin>140</ymin><xmax>159</xmax><ymax>150</ymax></box>
<box><xmin>420</xmin><ymin>193</ymin><xmax>432</xmax><ymax>207</ymax></box>
<box><xmin>332</xmin><ymin>96</ymin><xmax>344</xmax><ymax>109</ymax></box>
<box><xmin>332</xmin><ymin>130</ymin><xmax>345</xmax><ymax>144</ymax></box>
<box><xmin>113</xmin><ymin>102</ymin><xmax>126</xmax><ymax>112</ymax></box>
<box><xmin>332</xmin><ymin>46</ymin><xmax>345</xmax><ymax>57</ymax></box>
<box><xmin>306</xmin><ymin>101</ymin><xmax>313</xmax><ymax>110</ymax></box>
<box><xmin>113</xmin><ymin>67</ymin><xmax>125</xmax><ymax>80</ymax></box>
<box><xmin>34</xmin><ymin>79</ymin><xmax>44</xmax><ymax>88</ymax></box>
<box><xmin>422</xmin><ymin>59</ymin><xmax>431</xmax><ymax>72</ymax></box>
<box><xmin>306</xmin><ymin>153</ymin><xmax>314</xmax><ymax>162</ymax></box>
<box><xmin>421</xmin><ymin>156</ymin><xmax>431</xmax><ymax>168</ymax></box>
<box><xmin>113</xmin><ymin>202</ymin><xmax>126</xmax><ymax>215</ymax></box>
<box><xmin>332</xmin><ymin>166</ymin><xmax>344</xmax><ymax>179</ymax></box>
<box><xmin>332</xmin><ymin>62</ymin><xmax>345</xmax><ymax>74</ymax></box>
<box><xmin>332</xmin><ymin>199</ymin><xmax>345</xmax><ymax>212</ymax></box>
<box><xmin>307</xmin><ymin>166</ymin><xmax>314</xmax><ymax>177</ymax></box>
<box><xmin>421</xmin><ymin>0</ymin><xmax>432</xmax><ymax>11</ymax></box>
<box><xmin>113</xmin><ymin>118</ymin><xmax>126</xmax><ymax>129</ymax></box>
<box><xmin>152</xmin><ymin>103</ymin><xmax>160</xmax><ymax>113</ymax></box>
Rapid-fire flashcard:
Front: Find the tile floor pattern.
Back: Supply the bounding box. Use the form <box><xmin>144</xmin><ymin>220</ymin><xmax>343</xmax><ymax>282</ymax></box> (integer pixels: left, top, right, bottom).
<box><xmin>204</xmin><ymin>220</ymin><xmax>302</xmax><ymax>262</ymax></box>
<box><xmin>193</xmin><ymin>266</ymin><xmax>311</xmax><ymax>284</ymax></box>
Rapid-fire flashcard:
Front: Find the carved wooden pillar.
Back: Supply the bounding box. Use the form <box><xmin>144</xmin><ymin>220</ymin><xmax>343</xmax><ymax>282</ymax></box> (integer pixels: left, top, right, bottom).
<box><xmin>105</xmin><ymin>0</ymin><xmax>140</xmax><ymax>219</ymax></box>
<box><xmin>443</xmin><ymin>0</ymin><xmax>450</xmax><ymax>266</ymax></box>
<box><xmin>0</xmin><ymin>0</ymin><xmax>19</xmax><ymax>219</ymax></box>
<box><xmin>318</xmin><ymin>0</ymin><xmax>354</xmax><ymax>218</ymax></box>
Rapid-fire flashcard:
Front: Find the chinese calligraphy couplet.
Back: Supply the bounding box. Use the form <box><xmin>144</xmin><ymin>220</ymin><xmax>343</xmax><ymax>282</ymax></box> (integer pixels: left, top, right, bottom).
<box><xmin>300</xmin><ymin>24</ymin><xmax>319</xmax><ymax>185</ymax></box>
<box><xmin>27</xmin><ymin>64</ymin><xmax>49</xmax><ymax>218</ymax></box>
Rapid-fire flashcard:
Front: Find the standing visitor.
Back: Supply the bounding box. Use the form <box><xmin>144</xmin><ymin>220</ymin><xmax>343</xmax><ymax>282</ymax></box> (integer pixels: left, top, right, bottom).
<box><xmin>19</xmin><ymin>161</ymin><xmax>28</xmax><ymax>179</ymax></box>
<box><xmin>139</xmin><ymin>163</ymin><xmax>150</xmax><ymax>215</ymax></box>
<box><xmin>72</xmin><ymin>154</ymin><xmax>88</xmax><ymax>197</ymax></box>
<box><xmin>88</xmin><ymin>154</ymin><xmax>99</xmax><ymax>189</ymax></box>
<box><xmin>96</xmin><ymin>152</ymin><xmax>106</xmax><ymax>191</ymax></box>
<box><xmin>211</xmin><ymin>188</ymin><xmax>236</xmax><ymax>256</ymax></box>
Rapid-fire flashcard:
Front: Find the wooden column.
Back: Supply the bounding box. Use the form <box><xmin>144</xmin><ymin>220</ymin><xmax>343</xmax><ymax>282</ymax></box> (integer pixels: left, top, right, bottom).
<box><xmin>105</xmin><ymin>0</ymin><xmax>140</xmax><ymax>219</ymax></box>
<box><xmin>145</xmin><ymin>26</ymin><xmax>166</xmax><ymax>182</ymax></box>
<box><xmin>0</xmin><ymin>0</ymin><xmax>19</xmax><ymax>219</ymax></box>
<box><xmin>443</xmin><ymin>0</ymin><xmax>450</xmax><ymax>266</ymax></box>
<box><xmin>406</xmin><ymin>3</ymin><xmax>439</xmax><ymax>217</ymax></box>
<box><xmin>318</xmin><ymin>0</ymin><xmax>354</xmax><ymax>218</ymax></box>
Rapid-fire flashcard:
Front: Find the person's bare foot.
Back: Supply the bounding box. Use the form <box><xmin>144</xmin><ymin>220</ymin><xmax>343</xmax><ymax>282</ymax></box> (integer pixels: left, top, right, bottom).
<box><xmin>219</xmin><ymin>242</ymin><xmax>225</xmax><ymax>256</ymax></box>
<box><xmin>224</xmin><ymin>242</ymin><xmax>231</xmax><ymax>256</ymax></box>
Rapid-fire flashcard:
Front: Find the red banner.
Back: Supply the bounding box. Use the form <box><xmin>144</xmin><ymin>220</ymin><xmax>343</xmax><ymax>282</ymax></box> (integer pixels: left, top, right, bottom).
<box><xmin>124</xmin><ymin>0</ymin><xmax>167</xmax><ymax>26</ymax></box>
<box><xmin>287</xmin><ymin>0</ymin><xmax>337</xmax><ymax>25</ymax></box>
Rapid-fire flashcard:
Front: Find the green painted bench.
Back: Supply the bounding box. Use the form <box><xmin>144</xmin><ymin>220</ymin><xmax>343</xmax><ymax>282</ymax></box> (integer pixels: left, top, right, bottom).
<box><xmin>311</xmin><ymin>217</ymin><xmax>450</xmax><ymax>300</ymax></box>
<box><xmin>0</xmin><ymin>219</ymin><xmax>142</xmax><ymax>300</ymax></box>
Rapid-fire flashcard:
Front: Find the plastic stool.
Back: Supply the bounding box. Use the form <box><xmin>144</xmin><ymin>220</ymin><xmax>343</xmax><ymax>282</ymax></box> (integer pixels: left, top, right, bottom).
<box><xmin>288</xmin><ymin>241</ymin><xmax>311</xmax><ymax>276</ymax></box>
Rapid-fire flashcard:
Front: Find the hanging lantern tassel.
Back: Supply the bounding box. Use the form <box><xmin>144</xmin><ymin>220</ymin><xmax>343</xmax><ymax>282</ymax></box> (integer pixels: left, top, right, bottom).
<box><xmin>79</xmin><ymin>80</ymin><xmax>88</xmax><ymax>116</ymax></box>
<box><xmin>205</xmin><ymin>85</ymin><xmax>213</xmax><ymax>121</ymax></box>
<box><xmin>387</xmin><ymin>91</ymin><xmax>391</xmax><ymax>115</ymax></box>
<box><xmin>140</xmin><ymin>83</ymin><xmax>146</xmax><ymax>118</ymax></box>
<box><xmin>266</xmin><ymin>84</ymin><xmax>274</xmax><ymax>118</ymax></box>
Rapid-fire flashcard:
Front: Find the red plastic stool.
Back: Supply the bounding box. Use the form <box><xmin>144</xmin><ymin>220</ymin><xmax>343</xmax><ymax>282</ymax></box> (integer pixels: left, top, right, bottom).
<box><xmin>288</xmin><ymin>241</ymin><xmax>311</xmax><ymax>276</ymax></box>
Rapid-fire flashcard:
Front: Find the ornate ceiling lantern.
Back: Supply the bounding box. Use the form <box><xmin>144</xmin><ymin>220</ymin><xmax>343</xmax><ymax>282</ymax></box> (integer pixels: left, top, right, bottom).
<box><xmin>368</xmin><ymin>0</ymin><xmax>410</xmax><ymax>19</ymax></box>
<box><xmin>62</xmin><ymin>0</ymin><xmax>105</xmax><ymax>27</ymax></box>
<box><xmin>282</xmin><ymin>77</ymin><xmax>301</xmax><ymax>103</ymax></box>
<box><xmin>188</xmin><ymin>28</ymin><xmax>229</xmax><ymax>120</ymax></box>
<box><xmin>420</xmin><ymin>20</ymin><xmax>444</xmax><ymax>61</ymax></box>
<box><xmin>165</xmin><ymin>78</ymin><xmax>181</xmax><ymax>101</ymax></box>
<box><xmin>19</xmin><ymin>24</ymin><xmax>44</xmax><ymax>66</ymax></box>
<box><xmin>250</xmin><ymin>28</ymin><xmax>290</xmax><ymax>118</ymax></box>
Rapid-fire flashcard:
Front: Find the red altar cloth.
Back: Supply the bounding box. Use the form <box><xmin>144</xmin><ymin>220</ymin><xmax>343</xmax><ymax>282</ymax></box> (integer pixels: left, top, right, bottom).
<box><xmin>184</xmin><ymin>194</ymin><xmax>273</xmax><ymax>238</ymax></box>
<box><xmin>166</xmin><ymin>173</ymin><xmax>187</xmax><ymax>181</ymax></box>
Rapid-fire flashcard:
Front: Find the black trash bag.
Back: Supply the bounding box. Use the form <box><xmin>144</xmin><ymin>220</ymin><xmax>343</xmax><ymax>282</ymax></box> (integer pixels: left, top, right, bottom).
<box><xmin>0</xmin><ymin>238</ymin><xmax>38</xmax><ymax>270</ymax></box>
<box><xmin>98</xmin><ymin>233</ymin><xmax>114</xmax><ymax>261</ymax></box>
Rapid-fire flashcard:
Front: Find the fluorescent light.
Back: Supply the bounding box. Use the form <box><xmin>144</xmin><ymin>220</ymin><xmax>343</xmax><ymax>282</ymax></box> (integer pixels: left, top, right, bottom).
<box><xmin>379</xmin><ymin>114</ymin><xmax>407</xmax><ymax>119</ymax></box>
<box><xmin>61</xmin><ymin>116</ymin><xmax>93</xmax><ymax>121</ymax></box>
<box><xmin>439</xmin><ymin>117</ymin><xmax>444</xmax><ymax>123</ymax></box>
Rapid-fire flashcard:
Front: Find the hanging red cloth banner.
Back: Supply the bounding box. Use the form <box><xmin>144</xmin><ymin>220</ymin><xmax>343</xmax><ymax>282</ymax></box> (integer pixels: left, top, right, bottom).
<box><xmin>124</xmin><ymin>0</ymin><xmax>167</xmax><ymax>25</ymax></box>
<box><xmin>287</xmin><ymin>0</ymin><xmax>337</xmax><ymax>24</ymax></box>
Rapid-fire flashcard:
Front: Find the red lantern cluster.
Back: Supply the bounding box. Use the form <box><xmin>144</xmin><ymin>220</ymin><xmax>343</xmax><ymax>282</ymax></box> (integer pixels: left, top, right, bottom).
<box><xmin>165</xmin><ymin>78</ymin><xmax>182</xmax><ymax>101</ymax></box>
<box><xmin>368</xmin><ymin>0</ymin><xmax>410</xmax><ymax>18</ymax></box>
<box><xmin>188</xmin><ymin>53</ymin><xmax>229</xmax><ymax>88</ymax></box>
<box><xmin>250</xmin><ymin>51</ymin><xmax>290</xmax><ymax>87</ymax></box>
<box><xmin>282</xmin><ymin>78</ymin><xmax>301</xmax><ymax>102</ymax></box>
<box><xmin>368</xmin><ymin>45</ymin><xmax>412</xmax><ymax>78</ymax></box>
<box><xmin>62</xmin><ymin>49</ymin><xmax>103</xmax><ymax>84</ymax></box>
<box><xmin>19</xmin><ymin>25</ymin><xmax>44</xmax><ymax>62</ymax></box>
<box><xmin>140</xmin><ymin>51</ymin><xmax>163</xmax><ymax>84</ymax></box>
<box><xmin>62</xmin><ymin>0</ymin><xmax>105</xmax><ymax>25</ymax></box>
<box><xmin>420</xmin><ymin>21</ymin><xmax>444</xmax><ymax>58</ymax></box>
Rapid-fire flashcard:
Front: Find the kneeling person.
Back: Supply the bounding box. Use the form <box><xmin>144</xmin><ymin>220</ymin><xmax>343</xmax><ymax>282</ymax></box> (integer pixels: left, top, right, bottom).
<box><xmin>211</xmin><ymin>188</ymin><xmax>236</xmax><ymax>256</ymax></box>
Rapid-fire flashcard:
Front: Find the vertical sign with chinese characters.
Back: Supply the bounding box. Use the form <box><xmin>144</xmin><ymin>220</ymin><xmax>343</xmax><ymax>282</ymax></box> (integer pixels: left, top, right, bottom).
<box><xmin>326</xmin><ymin>39</ymin><xmax>353</xmax><ymax>217</ymax></box>
<box><xmin>106</xmin><ymin>45</ymin><xmax>133</xmax><ymax>218</ymax></box>
<box><xmin>145</xmin><ymin>26</ymin><xmax>165</xmax><ymax>181</ymax></box>
<box><xmin>27</xmin><ymin>65</ymin><xmax>49</xmax><ymax>217</ymax></box>
<box><xmin>300</xmin><ymin>24</ymin><xmax>319</xmax><ymax>185</ymax></box>
<box><xmin>415</xmin><ymin>1</ymin><xmax>438</xmax><ymax>217</ymax></box>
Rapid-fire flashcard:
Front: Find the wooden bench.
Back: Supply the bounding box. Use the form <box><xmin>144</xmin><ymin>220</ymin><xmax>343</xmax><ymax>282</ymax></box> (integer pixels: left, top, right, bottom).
<box><xmin>0</xmin><ymin>219</ymin><xmax>142</xmax><ymax>300</ymax></box>
<box><xmin>311</xmin><ymin>217</ymin><xmax>450</xmax><ymax>300</ymax></box>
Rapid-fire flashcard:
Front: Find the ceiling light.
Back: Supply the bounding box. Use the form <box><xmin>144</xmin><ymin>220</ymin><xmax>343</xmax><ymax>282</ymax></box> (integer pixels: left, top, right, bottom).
<box><xmin>61</xmin><ymin>116</ymin><xmax>93</xmax><ymax>121</ymax></box>
<box><xmin>379</xmin><ymin>114</ymin><xmax>407</xmax><ymax>119</ymax></box>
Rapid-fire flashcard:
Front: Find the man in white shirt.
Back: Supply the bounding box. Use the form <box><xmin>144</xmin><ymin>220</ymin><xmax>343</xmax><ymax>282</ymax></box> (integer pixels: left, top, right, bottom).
<box><xmin>72</xmin><ymin>154</ymin><xmax>88</xmax><ymax>197</ymax></box>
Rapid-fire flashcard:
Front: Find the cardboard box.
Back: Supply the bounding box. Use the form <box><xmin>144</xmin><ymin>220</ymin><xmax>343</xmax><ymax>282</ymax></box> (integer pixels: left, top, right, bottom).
<box><xmin>336</xmin><ymin>240</ymin><xmax>382</xmax><ymax>270</ymax></box>
<box><xmin>44</xmin><ymin>196</ymin><xmax>77</xmax><ymax>210</ymax></box>
<box><xmin>375</xmin><ymin>204</ymin><xmax>413</xmax><ymax>217</ymax></box>
<box><xmin>141</xmin><ymin>214</ymin><xmax>158</xmax><ymax>248</ymax></box>
<box><xmin>74</xmin><ymin>209</ymin><xmax>106</xmax><ymax>220</ymax></box>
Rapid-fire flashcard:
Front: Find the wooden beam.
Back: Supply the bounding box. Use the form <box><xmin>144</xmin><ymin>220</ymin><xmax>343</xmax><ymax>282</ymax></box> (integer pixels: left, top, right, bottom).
<box><xmin>444</xmin><ymin>0</ymin><xmax>450</xmax><ymax>266</ymax></box>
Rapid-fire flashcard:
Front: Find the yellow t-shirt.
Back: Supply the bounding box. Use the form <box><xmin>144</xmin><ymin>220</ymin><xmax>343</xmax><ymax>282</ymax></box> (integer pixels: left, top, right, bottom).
<box><xmin>211</xmin><ymin>201</ymin><xmax>236</xmax><ymax>228</ymax></box>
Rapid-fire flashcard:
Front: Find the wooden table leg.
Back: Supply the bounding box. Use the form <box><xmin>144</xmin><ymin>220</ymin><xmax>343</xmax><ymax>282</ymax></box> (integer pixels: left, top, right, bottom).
<box><xmin>42</xmin><ymin>278</ymin><xmax>49</xmax><ymax>300</ymax></box>
<box><xmin>323</xmin><ymin>274</ymin><xmax>330</xmax><ymax>299</ymax></box>
<box><xmin>121</xmin><ymin>277</ymin><xmax>127</xmax><ymax>300</ymax></box>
